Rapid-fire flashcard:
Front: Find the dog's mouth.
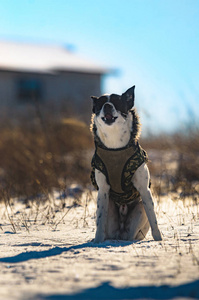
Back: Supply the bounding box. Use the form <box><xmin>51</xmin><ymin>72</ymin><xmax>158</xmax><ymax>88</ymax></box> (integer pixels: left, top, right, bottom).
<box><xmin>101</xmin><ymin>113</ymin><xmax>118</xmax><ymax>125</ymax></box>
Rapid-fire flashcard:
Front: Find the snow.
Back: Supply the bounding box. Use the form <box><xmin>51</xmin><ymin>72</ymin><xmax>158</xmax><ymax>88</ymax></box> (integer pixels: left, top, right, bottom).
<box><xmin>0</xmin><ymin>190</ymin><xmax>199</xmax><ymax>300</ymax></box>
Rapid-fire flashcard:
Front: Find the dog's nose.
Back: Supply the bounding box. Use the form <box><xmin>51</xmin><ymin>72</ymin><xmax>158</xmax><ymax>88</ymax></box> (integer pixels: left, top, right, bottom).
<box><xmin>102</xmin><ymin>102</ymin><xmax>118</xmax><ymax>124</ymax></box>
<box><xmin>103</xmin><ymin>103</ymin><xmax>113</xmax><ymax>114</ymax></box>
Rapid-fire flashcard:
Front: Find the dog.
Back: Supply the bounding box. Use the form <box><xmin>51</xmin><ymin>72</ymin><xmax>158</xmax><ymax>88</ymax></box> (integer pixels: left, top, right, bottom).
<box><xmin>90</xmin><ymin>86</ymin><xmax>162</xmax><ymax>243</ymax></box>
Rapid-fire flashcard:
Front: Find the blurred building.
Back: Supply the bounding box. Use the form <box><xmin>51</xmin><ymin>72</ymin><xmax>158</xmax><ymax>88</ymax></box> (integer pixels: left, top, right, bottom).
<box><xmin>0</xmin><ymin>40</ymin><xmax>109</xmax><ymax>120</ymax></box>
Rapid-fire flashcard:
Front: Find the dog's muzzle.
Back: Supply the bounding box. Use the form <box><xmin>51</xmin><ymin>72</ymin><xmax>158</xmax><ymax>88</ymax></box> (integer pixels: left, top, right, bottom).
<box><xmin>101</xmin><ymin>103</ymin><xmax>118</xmax><ymax>125</ymax></box>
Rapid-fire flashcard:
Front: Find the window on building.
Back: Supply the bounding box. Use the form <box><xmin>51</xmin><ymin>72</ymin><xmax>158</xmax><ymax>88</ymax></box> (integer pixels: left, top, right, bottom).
<box><xmin>17</xmin><ymin>79</ymin><xmax>43</xmax><ymax>103</ymax></box>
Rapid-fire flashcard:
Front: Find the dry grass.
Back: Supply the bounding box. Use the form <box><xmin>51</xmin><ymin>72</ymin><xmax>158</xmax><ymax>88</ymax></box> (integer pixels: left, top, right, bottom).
<box><xmin>0</xmin><ymin>106</ymin><xmax>93</xmax><ymax>201</ymax></box>
<box><xmin>0</xmin><ymin>102</ymin><xmax>198</xmax><ymax>204</ymax></box>
<box><xmin>141</xmin><ymin>130</ymin><xmax>199</xmax><ymax>198</ymax></box>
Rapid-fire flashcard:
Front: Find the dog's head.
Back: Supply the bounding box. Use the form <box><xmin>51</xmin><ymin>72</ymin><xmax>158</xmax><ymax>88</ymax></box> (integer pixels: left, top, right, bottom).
<box><xmin>91</xmin><ymin>86</ymin><xmax>135</xmax><ymax>126</ymax></box>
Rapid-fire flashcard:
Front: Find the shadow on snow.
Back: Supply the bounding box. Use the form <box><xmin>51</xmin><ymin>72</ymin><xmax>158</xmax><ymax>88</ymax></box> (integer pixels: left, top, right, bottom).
<box><xmin>34</xmin><ymin>280</ymin><xmax>199</xmax><ymax>300</ymax></box>
<box><xmin>0</xmin><ymin>240</ymin><xmax>142</xmax><ymax>263</ymax></box>
<box><xmin>1</xmin><ymin>241</ymin><xmax>198</xmax><ymax>299</ymax></box>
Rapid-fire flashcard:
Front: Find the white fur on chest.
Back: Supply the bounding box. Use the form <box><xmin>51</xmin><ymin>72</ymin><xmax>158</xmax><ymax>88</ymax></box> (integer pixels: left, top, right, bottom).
<box><xmin>94</xmin><ymin>112</ymin><xmax>133</xmax><ymax>149</ymax></box>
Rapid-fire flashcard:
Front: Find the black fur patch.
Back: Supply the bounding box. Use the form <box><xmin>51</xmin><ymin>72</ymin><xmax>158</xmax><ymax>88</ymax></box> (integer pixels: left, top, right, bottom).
<box><xmin>91</xmin><ymin>86</ymin><xmax>135</xmax><ymax>117</ymax></box>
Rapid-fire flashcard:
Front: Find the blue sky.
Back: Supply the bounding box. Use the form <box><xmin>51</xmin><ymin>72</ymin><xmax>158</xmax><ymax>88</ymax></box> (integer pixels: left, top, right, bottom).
<box><xmin>0</xmin><ymin>0</ymin><xmax>199</xmax><ymax>133</ymax></box>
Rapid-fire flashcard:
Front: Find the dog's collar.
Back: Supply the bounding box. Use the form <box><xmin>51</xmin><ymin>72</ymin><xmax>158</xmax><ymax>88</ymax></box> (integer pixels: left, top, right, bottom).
<box><xmin>94</xmin><ymin>132</ymin><xmax>135</xmax><ymax>151</ymax></box>
<box><xmin>92</xmin><ymin>109</ymin><xmax>141</xmax><ymax>151</ymax></box>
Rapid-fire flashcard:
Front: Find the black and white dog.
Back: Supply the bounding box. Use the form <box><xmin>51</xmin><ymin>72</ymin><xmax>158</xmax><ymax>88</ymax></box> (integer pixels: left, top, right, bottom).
<box><xmin>91</xmin><ymin>86</ymin><xmax>162</xmax><ymax>243</ymax></box>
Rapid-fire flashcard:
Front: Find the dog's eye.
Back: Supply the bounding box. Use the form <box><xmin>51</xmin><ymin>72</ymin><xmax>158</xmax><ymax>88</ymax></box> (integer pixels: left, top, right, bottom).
<box><xmin>111</xmin><ymin>96</ymin><xmax>123</xmax><ymax>111</ymax></box>
<box><xmin>110</xmin><ymin>95</ymin><xmax>128</xmax><ymax>116</ymax></box>
<box><xmin>94</xmin><ymin>96</ymin><xmax>107</xmax><ymax>114</ymax></box>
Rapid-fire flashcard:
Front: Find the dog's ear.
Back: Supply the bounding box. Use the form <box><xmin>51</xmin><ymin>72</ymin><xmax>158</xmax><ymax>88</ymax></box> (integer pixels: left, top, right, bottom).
<box><xmin>121</xmin><ymin>86</ymin><xmax>135</xmax><ymax>110</ymax></box>
<box><xmin>91</xmin><ymin>96</ymin><xmax>98</xmax><ymax>113</ymax></box>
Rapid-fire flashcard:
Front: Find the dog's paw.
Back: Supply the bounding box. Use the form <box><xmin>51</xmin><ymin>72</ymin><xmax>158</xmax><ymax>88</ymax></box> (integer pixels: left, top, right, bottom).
<box><xmin>93</xmin><ymin>234</ymin><xmax>105</xmax><ymax>244</ymax></box>
<box><xmin>93</xmin><ymin>238</ymin><xmax>104</xmax><ymax>244</ymax></box>
<box><xmin>152</xmin><ymin>229</ymin><xmax>162</xmax><ymax>241</ymax></box>
<box><xmin>93</xmin><ymin>235</ymin><xmax>105</xmax><ymax>243</ymax></box>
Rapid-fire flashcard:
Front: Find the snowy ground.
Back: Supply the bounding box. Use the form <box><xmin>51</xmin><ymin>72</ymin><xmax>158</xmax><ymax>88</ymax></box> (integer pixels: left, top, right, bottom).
<box><xmin>0</xmin><ymin>189</ymin><xmax>199</xmax><ymax>300</ymax></box>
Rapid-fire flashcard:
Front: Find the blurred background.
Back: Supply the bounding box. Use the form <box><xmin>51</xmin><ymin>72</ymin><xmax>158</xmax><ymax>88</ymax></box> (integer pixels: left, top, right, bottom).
<box><xmin>0</xmin><ymin>0</ymin><xmax>198</xmax><ymax>201</ymax></box>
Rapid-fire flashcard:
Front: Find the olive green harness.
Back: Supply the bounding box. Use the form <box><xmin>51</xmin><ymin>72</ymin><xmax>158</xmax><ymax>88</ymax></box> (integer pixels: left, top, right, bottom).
<box><xmin>91</xmin><ymin>137</ymin><xmax>148</xmax><ymax>206</ymax></box>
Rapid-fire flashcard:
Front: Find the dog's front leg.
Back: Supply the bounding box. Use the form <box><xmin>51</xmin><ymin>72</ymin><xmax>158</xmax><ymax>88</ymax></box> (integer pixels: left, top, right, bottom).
<box><xmin>94</xmin><ymin>170</ymin><xmax>110</xmax><ymax>243</ymax></box>
<box><xmin>133</xmin><ymin>163</ymin><xmax>162</xmax><ymax>241</ymax></box>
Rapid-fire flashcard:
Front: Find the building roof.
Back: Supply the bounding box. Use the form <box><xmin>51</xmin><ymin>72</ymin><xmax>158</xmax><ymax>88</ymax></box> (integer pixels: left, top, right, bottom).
<box><xmin>0</xmin><ymin>40</ymin><xmax>109</xmax><ymax>75</ymax></box>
